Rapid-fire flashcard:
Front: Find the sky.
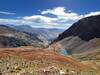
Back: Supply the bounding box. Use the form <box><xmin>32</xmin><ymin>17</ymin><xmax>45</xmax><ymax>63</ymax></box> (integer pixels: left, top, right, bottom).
<box><xmin>0</xmin><ymin>0</ymin><xmax>100</xmax><ymax>29</ymax></box>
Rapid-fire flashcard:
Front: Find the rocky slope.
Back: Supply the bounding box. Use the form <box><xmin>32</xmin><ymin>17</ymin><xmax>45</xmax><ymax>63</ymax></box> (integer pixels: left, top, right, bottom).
<box><xmin>54</xmin><ymin>15</ymin><xmax>100</xmax><ymax>53</ymax></box>
<box><xmin>0</xmin><ymin>36</ymin><xmax>29</xmax><ymax>47</ymax></box>
<box><xmin>0</xmin><ymin>25</ymin><xmax>48</xmax><ymax>47</ymax></box>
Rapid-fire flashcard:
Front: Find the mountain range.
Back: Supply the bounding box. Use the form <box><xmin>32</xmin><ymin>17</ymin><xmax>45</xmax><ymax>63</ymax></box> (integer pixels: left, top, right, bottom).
<box><xmin>9</xmin><ymin>25</ymin><xmax>64</xmax><ymax>42</ymax></box>
<box><xmin>0</xmin><ymin>25</ymin><xmax>49</xmax><ymax>47</ymax></box>
<box><xmin>0</xmin><ymin>24</ymin><xmax>64</xmax><ymax>48</ymax></box>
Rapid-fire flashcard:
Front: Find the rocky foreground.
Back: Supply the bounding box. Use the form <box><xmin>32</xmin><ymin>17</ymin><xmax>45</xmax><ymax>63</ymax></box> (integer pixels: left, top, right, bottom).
<box><xmin>0</xmin><ymin>46</ymin><xmax>100</xmax><ymax>75</ymax></box>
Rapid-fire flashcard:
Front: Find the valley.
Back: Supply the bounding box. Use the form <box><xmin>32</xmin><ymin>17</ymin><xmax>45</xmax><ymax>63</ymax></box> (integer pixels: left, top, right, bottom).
<box><xmin>0</xmin><ymin>0</ymin><xmax>100</xmax><ymax>75</ymax></box>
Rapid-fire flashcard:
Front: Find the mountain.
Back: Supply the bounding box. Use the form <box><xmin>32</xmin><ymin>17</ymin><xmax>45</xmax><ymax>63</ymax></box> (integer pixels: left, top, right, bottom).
<box><xmin>9</xmin><ymin>25</ymin><xmax>64</xmax><ymax>42</ymax></box>
<box><xmin>0</xmin><ymin>36</ymin><xmax>29</xmax><ymax>47</ymax></box>
<box><xmin>54</xmin><ymin>15</ymin><xmax>100</xmax><ymax>53</ymax></box>
<box><xmin>0</xmin><ymin>25</ymin><xmax>48</xmax><ymax>48</ymax></box>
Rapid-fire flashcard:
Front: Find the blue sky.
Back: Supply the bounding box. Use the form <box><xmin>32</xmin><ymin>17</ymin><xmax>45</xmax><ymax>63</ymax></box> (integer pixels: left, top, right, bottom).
<box><xmin>0</xmin><ymin>0</ymin><xmax>100</xmax><ymax>29</ymax></box>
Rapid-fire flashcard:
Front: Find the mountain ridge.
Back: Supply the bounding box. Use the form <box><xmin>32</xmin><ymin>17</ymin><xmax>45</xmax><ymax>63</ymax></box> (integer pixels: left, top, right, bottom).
<box><xmin>0</xmin><ymin>25</ymin><xmax>48</xmax><ymax>48</ymax></box>
<box><xmin>54</xmin><ymin>15</ymin><xmax>100</xmax><ymax>53</ymax></box>
<box><xmin>8</xmin><ymin>25</ymin><xmax>64</xmax><ymax>41</ymax></box>
<box><xmin>55</xmin><ymin>15</ymin><xmax>100</xmax><ymax>42</ymax></box>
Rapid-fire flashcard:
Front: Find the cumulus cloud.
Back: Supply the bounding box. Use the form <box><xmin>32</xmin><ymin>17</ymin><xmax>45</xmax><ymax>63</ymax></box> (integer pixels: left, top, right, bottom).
<box><xmin>41</xmin><ymin>7</ymin><xmax>83</xmax><ymax>21</ymax></box>
<box><xmin>41</xmin><ymin>7</ymin><xmax>67</xmax><ymax>16</ymax></box>
<box><xmin>0</xmin><ymin>11</ymin><xmax>16</xmax><ymax>15</ymax></box>
<box><xmin>23</xmin><ymin>7</ymin><xmax>84</xmax><ymax>29</ymax></box>
<box><xmin>0</xmin><ymin>7</ymin><xmax>100</xmax><ymax>29</ymax></box>
<box><xmin>23</xmin><ymin>15</ymin><xmax>58</xmax><ymax>24</ymax></box>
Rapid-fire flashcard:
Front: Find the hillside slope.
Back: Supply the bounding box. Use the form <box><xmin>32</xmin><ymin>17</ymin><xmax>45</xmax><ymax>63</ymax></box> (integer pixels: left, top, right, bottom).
<box><xmin>0</xmin><ymin>25</ymin><xmax>48</xmax><ymax>47</ymax></box>
<box><xmin>0</xmin><ymin>47</ymin><xmax>95</xmax><ymax>69</ymax></box>
<box><xmin>54</xmin><ymin>15</ymin><xmax>100</xmax><ymax>53</ymax></box>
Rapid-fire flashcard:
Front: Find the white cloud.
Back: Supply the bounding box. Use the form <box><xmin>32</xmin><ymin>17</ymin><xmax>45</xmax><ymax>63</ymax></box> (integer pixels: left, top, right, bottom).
<box><xmin>23</xmin><ymin>7</ymin><xmax>83</xmax><ymax>29</ymax></box>
<box><xmin>0</xmin><ymin>11</ymin><xmax>16</xmax><ymax>15</ymax></box>
<box><xmin>23</xmin><ymin>15</ymin><xmax>58</xmax><ymax>24</ymax></box>
<box><xmin>41</xmin><ymin>7</ymin><xmax>83</xmax><ymax>21</ymax></box>
<box><xmin>0</xmin><ymin>19</ymin><xmax>23</xmax><ymax>25</ymax></box>
<box><xmin>0</xmin><ymin>19</ymin><xmax>35</xmax><ymax>25</ymax></box>
<box><xmin>41</xmin><ymin>7</ymin><xmax>66</xmax><ymax>16</ymax></box>
<box><xmin>85</xmin><ymin>11</ymin><xmax>100</xmax><ymax>17</ymax></box>
<box><xmin>0</xmin><ymin>7</ymin><xmax>100</xmax><ymax>29</ymax></box>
